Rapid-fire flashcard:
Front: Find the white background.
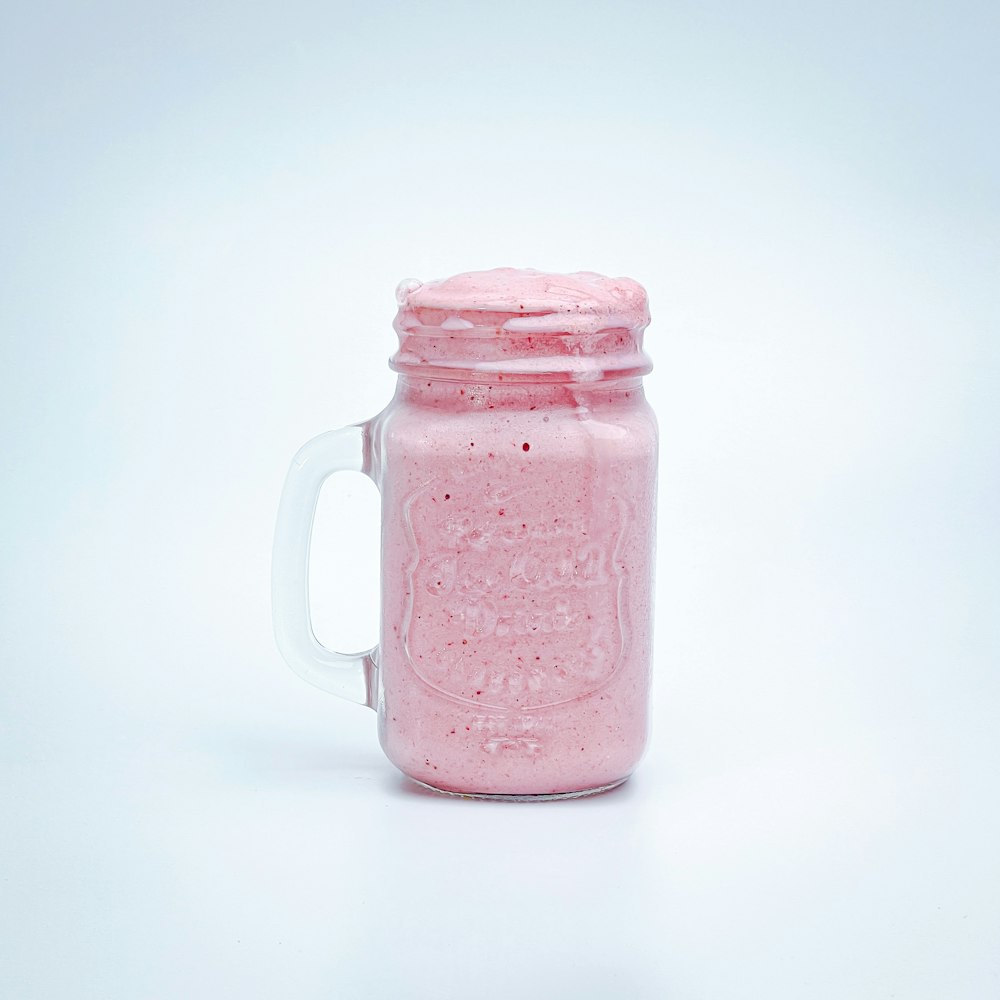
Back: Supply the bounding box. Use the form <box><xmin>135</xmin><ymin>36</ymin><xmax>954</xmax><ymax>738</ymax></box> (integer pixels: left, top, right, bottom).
<box><xmin>2</xmin><ymin>2</ymin><xmax>998</xmax><ymax>997</ymax></box>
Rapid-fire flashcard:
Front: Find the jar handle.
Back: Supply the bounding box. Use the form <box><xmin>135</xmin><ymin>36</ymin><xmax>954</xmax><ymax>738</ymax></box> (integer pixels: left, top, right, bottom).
<box><xmin>271</xmin><ymin>424</ymin><xmax>378</xmax><ymax>708</ymax></box>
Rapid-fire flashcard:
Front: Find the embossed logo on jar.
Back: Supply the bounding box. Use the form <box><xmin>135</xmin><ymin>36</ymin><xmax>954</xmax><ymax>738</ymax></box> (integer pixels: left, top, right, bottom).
<box><xmin>401</xmin><ymin>464</ymin><xmax>628</xmax><ymax>710</ymax></box>
<box><xmin>471</xmin><ymin>713</ymin><xmax>544</xmax><ymax>754</ymax></box>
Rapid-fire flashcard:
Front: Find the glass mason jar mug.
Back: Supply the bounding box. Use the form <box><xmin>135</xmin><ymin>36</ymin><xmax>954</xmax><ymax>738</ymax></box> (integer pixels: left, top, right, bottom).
<box><xmin>272</xmin><ymin>268</ymin><xmax>657</xmax><ymax>799</ymax></box>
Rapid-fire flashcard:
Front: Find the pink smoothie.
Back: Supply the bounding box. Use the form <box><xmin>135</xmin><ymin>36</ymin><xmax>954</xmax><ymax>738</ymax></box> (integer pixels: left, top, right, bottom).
<box><xmin>371</xmin><ymin>269</ymin><xmax>657</xmax><ymax>797</ymax></box>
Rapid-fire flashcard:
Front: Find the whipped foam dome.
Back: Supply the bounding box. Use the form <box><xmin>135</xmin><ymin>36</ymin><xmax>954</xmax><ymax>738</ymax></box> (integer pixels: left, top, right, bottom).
<box><xmin>391</xmin><ymin>268</ymin><xmax>652</xmax><ymax>381</ymax></box>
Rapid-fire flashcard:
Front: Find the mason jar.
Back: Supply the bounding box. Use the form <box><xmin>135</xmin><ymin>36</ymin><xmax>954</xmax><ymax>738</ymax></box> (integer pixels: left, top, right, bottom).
<box><xmin>273</xmin><ymin>268</ymin><xmax>657</xmax><ymax>799</ymax></box>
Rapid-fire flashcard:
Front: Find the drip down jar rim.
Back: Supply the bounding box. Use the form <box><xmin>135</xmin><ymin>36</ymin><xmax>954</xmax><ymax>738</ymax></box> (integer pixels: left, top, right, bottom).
<box><xmin>390</xmin><ymin>267</ymin><xmax>653</xmax><ymax>383</ymax></box>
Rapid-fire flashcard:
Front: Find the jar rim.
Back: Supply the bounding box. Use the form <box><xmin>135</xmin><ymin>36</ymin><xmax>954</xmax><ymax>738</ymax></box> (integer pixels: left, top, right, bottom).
<box><xmin>391</xmin><ymin>268</ymin><xmax>652</xmax><ymax>383</ymax></box>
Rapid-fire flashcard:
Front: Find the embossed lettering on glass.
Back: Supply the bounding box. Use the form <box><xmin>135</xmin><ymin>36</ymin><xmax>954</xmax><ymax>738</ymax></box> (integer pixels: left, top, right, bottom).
<box><xmin>272</xmin><ymin>269</ymin><xmax>658</xmax><ymax>799</ymax></box>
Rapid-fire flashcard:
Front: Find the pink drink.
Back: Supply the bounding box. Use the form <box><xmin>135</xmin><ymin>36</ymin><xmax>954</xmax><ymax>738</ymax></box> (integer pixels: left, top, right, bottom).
<box><xmin>371</xmin><ymin>269</ymin><xmax>657</xmax><ymax>797</ymax></box>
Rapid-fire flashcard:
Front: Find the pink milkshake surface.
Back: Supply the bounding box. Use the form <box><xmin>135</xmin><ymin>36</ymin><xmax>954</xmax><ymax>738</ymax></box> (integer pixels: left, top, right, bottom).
<box><xmin>371</xmin><ymin>269</ymin><xmax>657</xmax><ymax>797</ymax></box>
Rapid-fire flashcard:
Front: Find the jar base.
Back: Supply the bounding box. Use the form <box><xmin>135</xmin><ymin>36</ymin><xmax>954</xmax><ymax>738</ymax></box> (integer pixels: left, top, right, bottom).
<box><xmin>407</xmin><ymin>775</ymin><xmax>629</xmax><ymax>802</ymax></box>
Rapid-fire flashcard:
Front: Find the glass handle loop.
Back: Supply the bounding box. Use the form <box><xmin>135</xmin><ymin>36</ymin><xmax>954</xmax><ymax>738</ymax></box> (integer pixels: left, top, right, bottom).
<box><xmin>271</xmin><ymin>425</ymin><xmax>378</xmax><ymax>707</ymax></box>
